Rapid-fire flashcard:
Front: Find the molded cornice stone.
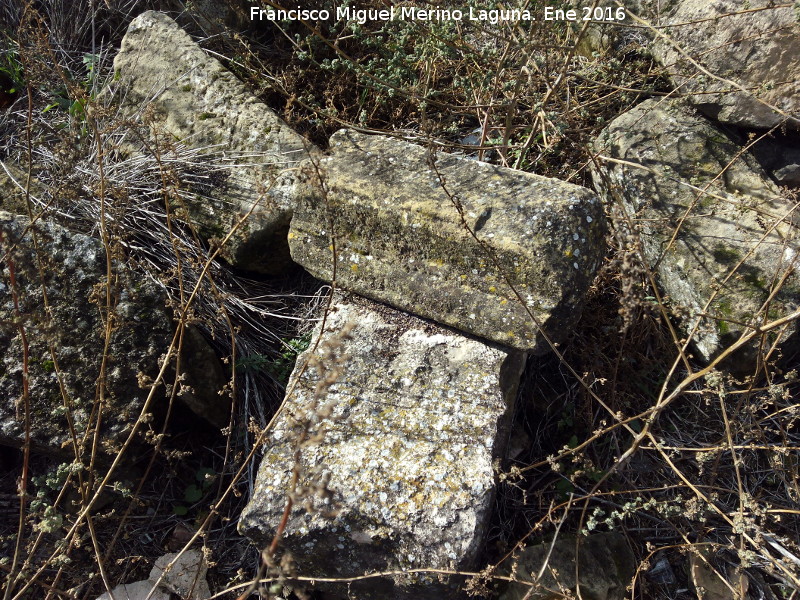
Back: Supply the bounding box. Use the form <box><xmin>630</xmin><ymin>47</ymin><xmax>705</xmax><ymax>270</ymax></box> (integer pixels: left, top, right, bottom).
<box><xmin>114</xmin><ymin>11</ymin><xmax>314</xmax><ymax>274</ymax></box>
<box><xmin>289</xmin><ymin>131</ymin><xmax>606</xmax><ymax>352</ymax></box>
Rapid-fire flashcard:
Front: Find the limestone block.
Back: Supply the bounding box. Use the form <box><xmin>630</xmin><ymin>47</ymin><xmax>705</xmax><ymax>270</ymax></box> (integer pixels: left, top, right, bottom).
<box><xmin>114</xmin><ymin>11</ymin><xmax>314</xmax><ymax>274</ymax></box>
<box><xmin>289</xmin><ymin>130</ymin><xmax>606</xmax><ymax>352</ymax></box>
<box><xmin>239</xmin><ymin>295</ymin><xmax>525</xmax><ymax>599</ymax></box>
<box><xmin>593</xmin><ymin>99</ymin><xmax>800</xmax><ymax>371</ymax></box>
<box><xmin>651</xmin><ymin>0</ymin><xmax>800</xmax><ymax>129</ymax></box>
<box><xmin>0</xmin><ymin>212</ymin><xmax>226</xmax><ymax>453</ymax></box>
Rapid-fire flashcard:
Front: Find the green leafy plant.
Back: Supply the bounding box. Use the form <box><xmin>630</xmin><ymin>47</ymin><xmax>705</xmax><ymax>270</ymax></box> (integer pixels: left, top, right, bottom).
<box><xmin>173</xmin><ymin>466</ymin><xmax>217</xmax><ymax>516</ymax></box>
<box><xmin>42</xmin><ymin>52</ymin><xmax>101</xmax><ymax>132</ymax></box>
<box><xmin>235</xmin><ymin>333</ymin><xmax>312</xmax><ymax>383</ymax></box>
<box><xmin>0</xmin><ymin>47</ymin><xmax>24</xmax><ymax>95</ymax></box>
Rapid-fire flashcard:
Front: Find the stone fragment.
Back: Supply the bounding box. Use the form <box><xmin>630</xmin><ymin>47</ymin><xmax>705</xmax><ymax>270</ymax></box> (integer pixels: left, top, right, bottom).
<box><xmin>750</xmin><ymin>137</ymin><xmax>800</xmax><ymax>188</ymax></box>
<box><xmin>500</xmin><ymin>533</ymin><xmax>635</xmax><ymax>600</ymax></box>
<box><xmin>690</xmin><ymin>549</ymin><xmax>748</xmax><ymax>600</ymax></box>
<box><xmin>650</xmin><ymin>0</ymin><xmax>800</xmax><ymax>129</ymax></box>
<box><xmin>162</xmin><ymin>0</ymin><xmax>250</xmax><ymax>37</ymax></box>
<box><xmin>149</xmin><ymin>549</ymin><xmax>211</xmax><ymax>600</ymax></box>
<box><xmin>626</xmin><ymin>0</ymin><xmax>680</xmax><ymax>22</ymax></box>
<box><xmin>0</xmin><ymin>212</ymin><xmax>227</xmax><ymax>453</ymax></box>
<box><xmin>593</xmin><ymin>99</ymin><xmax>800</xmax><ymax>371</ymax></box>
<box><xmin>289</xmin><ymin>130</ymin><xmax>606</xmax><ymax>352</ymax></box>
<box><xmin>773</xmin><ymin>164</ymin><xmax>800</xmax><ymax>188</ymax></box>
<box><xmin>95</xmin><ymin>580</ymin><xmax>170</xmax><ymax>600</ymax></box>
<box><xmin>178</xmin><ymin>326</ymin><xmax>228</xmax><ymax>428</ymax></box>
<box><xmin>646</xmin><ymin>554</ymin><xmax>677</xmax><ymax>585</ymax></box>
<box><xmin>114</xmin><ymin>11</ymin><xmax>314</xmax><ymax>274</ymax></box>
<box><xmin>565</xmin><ymin>1</ymin><xmax>674</xmax><ymax>60</ymax></box>
<box><xmin>0</xmin><ymin>162</ymin><xmax>46</xmax><ymax>215</ymax></box>
<box><xmin>239</xmin><ymin>294</ymin><xmax>525</xmax><ymax>599</ymax></box>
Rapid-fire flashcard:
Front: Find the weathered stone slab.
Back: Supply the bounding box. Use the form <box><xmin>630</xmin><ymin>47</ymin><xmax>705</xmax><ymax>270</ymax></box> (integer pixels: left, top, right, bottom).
<box><xmin>149</xmin><ymin>550</ymin><xmax>211</xmax><ymax>600</ymax></box>
<box><xmin>95</xmin><ymin>580</ymin><xmax>170</xmax><ymax>600</ymax></box>
<box><xmin>593</xmin><ymin>99</ymin><xmax>800</xmax><ymax>370</ymax></box>
<box><xmin>94</xmin><ymin>549</ymin><xmax>211</xmax><ymax>600</ymax></box>
<box><xmin>651</xmin><ymin>0</ymin><xmax>800</xmax><ymax>129</ymax></box>
<box><xmin>0</xmin><ymin>212</ymin><xmax>226</xmax><ymax>453</ymax></box>
<box><xmin>239</xmin><ymin>294</ymin><xmax>525</xmax><ymax>599</ymax></box>
<box><xmin>289</xmin><ymin>130</ymin><xmax>606</xmax><ymax>352</ymax></box>
<box><xmin>114</xmin><ymin>11</ymin><xmax>313</xmax><ymax>274</ymax></box>
<box><xmin>500</xmin><ymin>533</ymin><xmax>635</xmax><ymax>600</ymax></box>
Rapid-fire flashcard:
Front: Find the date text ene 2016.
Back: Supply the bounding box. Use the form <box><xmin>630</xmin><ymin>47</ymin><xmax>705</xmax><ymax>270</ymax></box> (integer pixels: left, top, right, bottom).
<box><xmin>544</xmin><ymin>6</ymin><xmax>627</xmax><ymax>21</ymax></box>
